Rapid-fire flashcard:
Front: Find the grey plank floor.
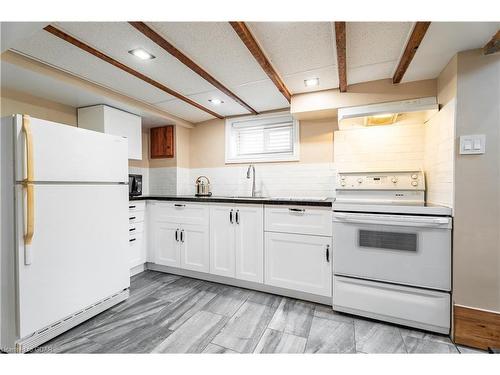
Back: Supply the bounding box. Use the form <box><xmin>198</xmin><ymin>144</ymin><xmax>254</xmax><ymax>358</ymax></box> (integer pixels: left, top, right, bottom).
<box><xmin>40</xmin><ymin>271</ymin><xmax>480</xmax><ymax>354</ymax></box>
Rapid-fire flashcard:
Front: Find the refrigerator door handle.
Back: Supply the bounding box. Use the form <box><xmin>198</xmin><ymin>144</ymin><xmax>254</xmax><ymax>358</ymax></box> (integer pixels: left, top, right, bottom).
<box><xmin>22</xmin><ymin>115</ymin><xmax>35</xmax><ymax>265</ymax></box>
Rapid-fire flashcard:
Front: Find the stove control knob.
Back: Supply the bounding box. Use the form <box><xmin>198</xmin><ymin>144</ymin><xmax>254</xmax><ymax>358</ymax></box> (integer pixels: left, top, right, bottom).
<box><xmin>391</xmin><ymin>177</ymin><xmax>398</xmax><ymax>183</ymax></box>
<box><xmin>341</xmin><ymin>181</ymin><xmax>346</xmax><ymax>187</ymax></box>
<box><xmin>357</xmin><ymin>178</ymin><xmax>363</xmax><ymax>184</ymax></box>
<box><xmin>411</xmin><ymin>174</ymin><xmax>418</xmax><ymax>180</ymax></box>
<box><xmin>411</xmin><ymin>181</ymin><xmax>418</xmax><ymax>187</ymax></box>
<box><xmin>340</xmin><ymin>176</ymin><xmax>346</xmax><ymax>180</ymax></box>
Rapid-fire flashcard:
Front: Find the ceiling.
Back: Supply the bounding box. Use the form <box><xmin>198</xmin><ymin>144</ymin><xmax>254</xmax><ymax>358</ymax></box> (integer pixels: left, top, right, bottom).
<box><xmin>2</xmin><ymin>22</ymin><xmax>499</xmax><ymax>125</ymax></box>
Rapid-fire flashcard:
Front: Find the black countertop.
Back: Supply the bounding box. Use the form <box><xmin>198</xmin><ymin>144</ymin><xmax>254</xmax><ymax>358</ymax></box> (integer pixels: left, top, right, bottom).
<box><xmin>130</xmin><ymin>195</ymin><xmax>333</xmax><ymax>207</ymax></box>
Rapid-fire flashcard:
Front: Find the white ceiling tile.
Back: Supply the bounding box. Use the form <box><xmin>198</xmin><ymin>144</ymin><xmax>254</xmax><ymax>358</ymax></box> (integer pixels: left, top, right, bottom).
<box><xmin>10</xmin><ymin>29</ymin><xmax>175</xmax><ymax>104</ymax></box>
<box><xmin>155</xmin><ymin>99</ymin><xmax>215</xmax><ymax>123</ymax></box>
<box><xmin>347</xmin><ymin>22</ymin><xmax>412</xmax><ymax>69</ymax></box>
<box><xmin>149</xmin><ymin>22</ymin><xmax>269</xmax><ymax>87</ymax></box>
<box><xmin>283</xmin><ymin>65</ymin><xmax>339</xmax><ymax>94</ymax></box>
<box><xmin>403</xmin><ymin>22</ymin><xmax>500</xmax><ymax>82</ymax></box>
<box><xmin>347</xmin><ymin>61</ymin><xmax>398</xmax><ymax>85</ymax></box>
<box><xmin>56</xmin><ymin>22</ymin><xmax>215</xmax><ymax>96</ymax></box>
<box><xmin>231</xmin><ymin>80</ymin><xmax>290</xmax><ymax>112</ymax></box>
<box><xmin>1</xmin><ymin>61</ymin><xmax>171</xmax><ymax>126</ymax></box>
<box><xmin>182</xmin><ymin>90</ymin><xmax>251</xmax><ymax>117</ymax></box>
<box><xmin>247</xmin><ymin>22</ymin><xmax>336</xmax><ymax>77</ymax></box>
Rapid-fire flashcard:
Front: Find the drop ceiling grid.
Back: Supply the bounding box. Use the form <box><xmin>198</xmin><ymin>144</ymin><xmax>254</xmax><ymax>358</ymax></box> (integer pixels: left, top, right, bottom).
<box><xmin>10</xmin><ymin>30</ymin><xmax>177</xmax><ymax>105</ymax></box>
<box><xmin>346</xmin><ymin>22</ymin><xmax>413</xmax><ymax>85</ymax></box>
<box><xmin>247</xmin><ymin>22</ymin><xmax>338</xmax><ymax>93</ymax></box>
<box><xmin>402</xmin><ymin>22</ymin><xmax>500</xmax><ymax>82</ymax></box>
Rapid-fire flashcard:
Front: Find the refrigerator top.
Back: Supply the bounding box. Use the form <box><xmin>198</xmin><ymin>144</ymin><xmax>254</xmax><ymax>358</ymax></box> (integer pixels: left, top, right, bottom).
<box><xmin>14</xmin><ymin>115</ymin><xmax>128</xmax><ymax>184</ymax></box>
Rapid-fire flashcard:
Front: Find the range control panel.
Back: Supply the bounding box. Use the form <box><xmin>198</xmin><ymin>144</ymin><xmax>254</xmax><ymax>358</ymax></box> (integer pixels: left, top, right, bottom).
<box><xmin>336</xmin><ymin>171</ymin><xmax>425</xmax><ymax>191</ymax></box>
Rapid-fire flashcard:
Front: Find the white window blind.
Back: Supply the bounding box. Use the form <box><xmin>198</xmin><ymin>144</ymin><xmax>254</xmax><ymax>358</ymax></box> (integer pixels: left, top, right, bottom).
<box><xmin>226</xmin><ymin>114</ymin><xmax>299</xmax><ymax>163</ymax></box>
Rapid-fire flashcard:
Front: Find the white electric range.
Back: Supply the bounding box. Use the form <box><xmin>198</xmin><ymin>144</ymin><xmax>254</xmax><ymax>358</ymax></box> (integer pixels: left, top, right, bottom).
<box><xmin>332</xmin><ymin>171</ymin><xmax>452</xmax><ymax>334</ymax></box>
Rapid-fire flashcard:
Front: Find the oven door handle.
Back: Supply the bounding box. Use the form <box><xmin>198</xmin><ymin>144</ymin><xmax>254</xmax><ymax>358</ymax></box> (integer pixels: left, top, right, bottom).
<box><xmin>333</xmin><ymin>213</ymin><xmax>451</xmax><ymax>228</ymax></box>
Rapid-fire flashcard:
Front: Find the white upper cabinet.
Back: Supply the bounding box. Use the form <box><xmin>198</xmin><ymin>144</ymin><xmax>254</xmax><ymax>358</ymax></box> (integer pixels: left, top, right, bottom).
<box><xmin>77</xmin><ymin>105</ymin><xmax>142</xmax><ymax>160</ymax></box>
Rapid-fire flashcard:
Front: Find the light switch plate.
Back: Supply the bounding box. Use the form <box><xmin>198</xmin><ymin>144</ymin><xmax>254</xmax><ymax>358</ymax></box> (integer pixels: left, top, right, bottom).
<box><xmin>460</xmin><ymin>134</ymin><xmax>486</xmax><ymax>154</ymax></box>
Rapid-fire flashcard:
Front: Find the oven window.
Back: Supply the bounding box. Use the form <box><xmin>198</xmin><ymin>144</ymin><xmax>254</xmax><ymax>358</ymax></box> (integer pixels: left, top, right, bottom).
<box><xmin>358</xmin><ymin>230</ymin><xmax>417</xmax><ymax>252</ymax></box>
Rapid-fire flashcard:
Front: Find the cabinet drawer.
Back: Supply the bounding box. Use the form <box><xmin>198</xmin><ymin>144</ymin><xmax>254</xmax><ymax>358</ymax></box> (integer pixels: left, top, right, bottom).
<box><xmin>265</xmin><ymin>205</ymin><xmax>332</xmax><ymax>236</ymax></box>
<box><xmin>152</xmin><ymin>202</ymin><xmax>209</xmax><ymax>226</ymax></box>
<box><xmin>129</xmin><ymin>201</ymin><xmax>145</xmax><ymax>212</ymax></box>
<box><xmin>333</xmin><ymin>276</ymin><xmax>450</xmax><ymax>334</ymax></box>
<box><xmin>129</xmin><ymin>221</ymin><xmax>144</xmax><ymax>235</ymax></box>
<box><xmin>129</xmin><ymin>210</ymin><xmax>144</xmax><ymax>223</ymax></box>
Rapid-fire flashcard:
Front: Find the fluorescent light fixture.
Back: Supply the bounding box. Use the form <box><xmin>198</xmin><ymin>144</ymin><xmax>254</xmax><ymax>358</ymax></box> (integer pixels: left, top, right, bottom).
<box><xmin>304</xmin><ymin>78</ymin><xmax>320</xmax><ymax>87</ymax></box>
<box><xmin>364</xmin><ymin>113</ymin><xmax>398</xmax><ymax>126</ymax></box>
<box><xmin>128</xmin><ymin>48</ymin><xmax>155</xmax><ymax>60</ymax></box>
<box><xmin>209</xmin><ymin>98</ymin><xmax>224</xmax><ymax>105</ymax></box>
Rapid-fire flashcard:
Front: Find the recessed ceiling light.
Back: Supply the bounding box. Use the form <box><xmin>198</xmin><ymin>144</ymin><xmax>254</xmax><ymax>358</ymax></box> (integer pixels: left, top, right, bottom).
<box><xmin>209</xmin><ymin>98</ymin><xmax>224</xmax><ymax>105</ymax></box>
<box><xmin>304</xmin><ymin>78</ymin><xmax>320</xmax><ymax>87</ymax></box>
<box><xmin>128</xmin><ymin>48</ymin><xmax>155</xmax><ymax>60</ymax></box>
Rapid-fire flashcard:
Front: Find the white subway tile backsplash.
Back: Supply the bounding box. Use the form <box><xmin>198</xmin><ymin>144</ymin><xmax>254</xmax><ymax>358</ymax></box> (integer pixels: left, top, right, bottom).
<box><xmin>146</xmin><ymin>163</ymin><xmax>336</xmax><ymax>198</ymax></box>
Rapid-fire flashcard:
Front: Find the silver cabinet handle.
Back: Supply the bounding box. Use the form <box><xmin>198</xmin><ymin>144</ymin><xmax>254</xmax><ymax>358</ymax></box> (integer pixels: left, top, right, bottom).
<box><xmin>289</xmin><ymin>208</ymin><xmax>305</xmax><ymax>213</ymax></box>
<box><xmin>230</xmin><ymin>209</ymin><xmax>234</xmax><ymax>224</ymax></box>
<box><xmin>180</xmin><ymin>229</ymin><xmax>185</xmax><ymax>243</ymax></box>
<box><xmin>175</xmin><ymin>229</ymin><xmax>179</xmax><ymax>242</ymax></box>
<box><xmin>174</xmin><ymin>204</ymin><xmax>186</xmax><ymax>208</ymax></box>
<box><xmin>236</xmin><ymin>210</ymin><xmax>240</xmax><ymax>224</ymax></box>
<box><xmin>325</xmin><ymin>244</ymin><xmax>330</xmax><ymax>262</ymax></box>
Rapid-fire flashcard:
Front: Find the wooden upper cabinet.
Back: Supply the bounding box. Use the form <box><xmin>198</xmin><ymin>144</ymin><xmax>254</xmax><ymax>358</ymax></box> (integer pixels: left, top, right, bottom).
<box><xmin>150</xmin><ymin>125</ymin><xmax>174</xmax><ymax>158</ymax></box>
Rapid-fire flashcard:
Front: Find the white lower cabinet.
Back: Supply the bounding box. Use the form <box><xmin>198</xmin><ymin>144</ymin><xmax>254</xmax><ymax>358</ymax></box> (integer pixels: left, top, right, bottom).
<box><xmin>129</xmin><ymin>201</ymin><xmax>146</xmax><ymax>269</ymax></box>
<box><xmin>235</xmin><ymin>205</ymin><xmax>264</xmax><ymax>283</ymax></box>
<box><xmin>150</xmin><ymin>202</ymin><xmax>209</xmax><ymax>272</ymax></box>
<box><xmin>209</xmin><ymin>205</ymin><xmax>236</xmax><ymax>277</ymax></box>
<box><xmin>264</xmin><ymin>232</ymin><xmax>332</xmax><ymax>297</ymax></box>
<box><xmin>153</xmin><ymin>221</ymin><xmax>181</xmax><ymax>267</ymax></box>
<box><xmin>180</xmin><ymin>223</ymin><xmax>209</xmax><ymax>273</ymax></box>
<box><xmin>209</xmin><ymin>204</ymin><xmax>264</xmax><ymax>282</ymax></box>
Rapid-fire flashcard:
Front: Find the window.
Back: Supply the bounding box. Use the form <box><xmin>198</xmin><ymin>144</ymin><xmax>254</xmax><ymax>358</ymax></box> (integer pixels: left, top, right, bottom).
<box><xmin>225</xmin><ymin>113</ymin><xmax>299</xmax><ymax>163</ymax></box>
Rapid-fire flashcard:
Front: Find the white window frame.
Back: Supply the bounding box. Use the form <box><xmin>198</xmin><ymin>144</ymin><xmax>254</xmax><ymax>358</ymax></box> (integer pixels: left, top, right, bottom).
<box><xmin>225</xmin><ymin>112</ymin><xmax>300</xmax><ymax>164</ymax></box>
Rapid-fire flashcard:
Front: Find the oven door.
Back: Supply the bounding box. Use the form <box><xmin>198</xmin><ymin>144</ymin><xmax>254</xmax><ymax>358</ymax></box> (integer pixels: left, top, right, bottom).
<box><xmin>332</xmin><ymin>212</ymin><xmax>452</xmax><ymax>291</ymax></box>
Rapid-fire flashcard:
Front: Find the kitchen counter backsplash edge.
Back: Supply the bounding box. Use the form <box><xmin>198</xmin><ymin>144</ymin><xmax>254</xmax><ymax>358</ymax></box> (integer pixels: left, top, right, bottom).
<box><xmin>129</xmin><ymin>195</ymin><xmax>333</xmax><ymax>207</ymax></box>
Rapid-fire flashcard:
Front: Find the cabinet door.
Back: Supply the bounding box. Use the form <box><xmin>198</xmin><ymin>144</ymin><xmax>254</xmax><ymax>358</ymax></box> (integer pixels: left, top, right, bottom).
<box><xmin>129</xmin><ymin>232</ymin><xmax>144</xmax><ymax>268</ymax></box>
<box><xmin>180</xmin><ymin>224</ymin><xmax>209</xmax><ymax>273</ymax></box>
<box><xmin>235</xmin><ymin>205</ymin><xmax>264</xmax><ymax>283</ymax></box>
<box><xmin>265</xmin><ymin>232</ymin><xmax>332</xmax><ymax>297</ymax></box>
<box><xmin>209</xmin><ymin>205</ymin><xmax>235</xmax><ymax>277</ymax></box>
<box><xmin>150</xmin><ymin>125</ymin><xmax>174</xmax><ymax>159</ymax></box>
<box><xmin>153</xmin><ymin>221</ymin><xmax>180</xmax><ymax>267</ymax></box>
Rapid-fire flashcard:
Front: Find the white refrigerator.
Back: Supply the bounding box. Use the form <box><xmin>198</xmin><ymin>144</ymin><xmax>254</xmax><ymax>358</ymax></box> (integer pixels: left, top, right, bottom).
<box><xmin>1</xmin><ymin>114</ymin><xmax>130</xmax><ymax>353</ymax></box>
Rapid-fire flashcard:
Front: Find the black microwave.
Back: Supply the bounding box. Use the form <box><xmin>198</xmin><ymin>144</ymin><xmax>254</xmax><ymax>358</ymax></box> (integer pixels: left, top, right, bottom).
<box><xmin>129</xmin><ymin>174</ymin><xmax>142</xmax><ymax>197</ymax></box>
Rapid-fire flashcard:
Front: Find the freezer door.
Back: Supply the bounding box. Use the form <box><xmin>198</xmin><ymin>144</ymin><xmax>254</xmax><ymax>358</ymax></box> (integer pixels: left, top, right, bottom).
<box><xmin>15</xmin><ymin>184</ymin><xmax>130</xmax><ymax>338</ymax></box>
<box><xmin>14</xmin><ymin>115</ymin><xmax>128</xmax><ymax>183</ymax></box>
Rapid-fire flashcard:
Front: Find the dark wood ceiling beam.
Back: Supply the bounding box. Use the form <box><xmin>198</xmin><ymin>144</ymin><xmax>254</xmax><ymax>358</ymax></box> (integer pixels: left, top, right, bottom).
<box><xmin>393</xmin><ymin>22</ymin><xmax>431</xmax><ymax>84</ymax></box>
<box><xmin>43</xmin><ymin>25</ymin><xmax>224</xmax><ymax>119</ymax></box>
<box><xmin>129</xmin><ymin>21</ymin><xmax>258</xmax><ymax>115</ymax></box>
<box><xmin>484</xmin><ymin>30</ymin><xmax>500</xmax><ymax>55</ymax></box>
<box><xmin>229</xmin><ymin>21</ymin><xmax>291</xmax><ymax>103</ymax></box>
<box><xmin>334</xmin><ymin>22</ymin><xmax>347</xmax><ymax>92</ymax></box>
